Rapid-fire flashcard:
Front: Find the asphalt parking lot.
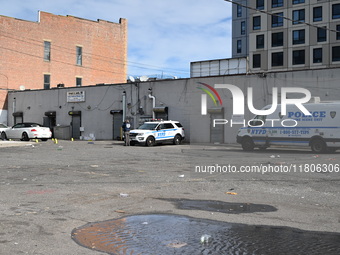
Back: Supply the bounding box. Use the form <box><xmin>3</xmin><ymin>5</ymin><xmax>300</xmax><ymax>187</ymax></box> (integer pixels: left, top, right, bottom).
<box><xmin>0</xmin><ymin>140</ymin><xmax>339</xmax><ymax>254</ymax></box>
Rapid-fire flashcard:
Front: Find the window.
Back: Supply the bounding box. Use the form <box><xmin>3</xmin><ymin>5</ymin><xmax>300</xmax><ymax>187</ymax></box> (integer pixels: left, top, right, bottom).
<box><xmin>256</xmin><ymin>34</ymin><xmax>264</xmax><ymax>49</ymax></box>
<box><xmin>237</xmin><ymin>40</ymin><xmax>242</xmax><ymax>53</ymax></box>
<box><xmin>272</xmin><ymin>0</ymin><xmax>283</xmax><ymax>8</ymax></box>
<box><xmin>253</xmin><ymin>54</ymin><xmax>261</xmax><ymax>68</ymax></box>
<box><xmin>293</xmin><ymin>50</ymin><xmax>305</xmax><ymax>65</ymax></box>
<box><xmin>44</xmin><ymin>74</ymin><xmax>50</xmax><ymax>90</ymax></box>
<box><xmin>44</xmin><ymin>41</ymin><xmax>51</xmax><ymax>61</ymax></box>
<box><xmin>256</xmin><ymin>0</ymin><xmax>264</xmax><ymax>10</ymax></box>
<box><xmin>293</xmin><ymin>29</ymin><xmax>305</xmax><ymax>45</ymax></box>
<box><xmin>337</xmin><ymin>25</ymin><xmax>340</xmax><ymax>40</ymax></box>
<box><xmin>313</xmin><ymin>48</ymin><xmax>322</xmax><ymax>63</ymax></box>
<box><xmin>76</xmin><ymin>46</ymin><xmax>82</xmax><ymax>66</ymax></box>
<box><xmin>237</xmin><ymin>5</ymin><xmax>242</xmax><ymax>17</ymax></box>
<box><xmin>241</xmin><ymin>21</ymin><xmax>246</xmax><ymax>35</ymax></box>
<box><xmin>272</xmin><ymin>52</ymin><xmax>284</xmax><ymax>66</ymax></box>
<box><xmin>317</xmin><ymin>27</ymin><xmax>327</xmax><ymax>42</ymax></box>
<box><xmin>313</xmin><ymin>7</ymin><xmax>322</xmax><ymax>22</ymax></box>
<box><xmin>76</xmin><ymin>77</ymin><xmax>82</xmax><ymax>87</ymax></box>
<box><xmin>272</xmin><ymin>12</ymin><xmax>284</xmax><ymax>27</ymax></box>
<box><xmin>293</xmin><ymin>9</ymin><xmax>305</xmax><ymax>25</ymax></box>
<box><xmin>272</xmin><ymin>32</ymin><xmax>284</xmax><ymax>47</ymax></box>
<box><xmin>332</xmin><ymin>4</ymin><xmax>340</xmax><ymax>19</ymax></box>
<box><xmin>293</xmin><ymin>0</ymin><xmax>304</xmax><ymax>4</ymax></box>
<box><xmin>253</xmin><ymin>16</ymin><xmax>261</xmax><ymax>30</ymax></box>
<box><xmin>332</xmin><ymin>46</ymin><xmax>340</xmax><ymax>61</ymax></box>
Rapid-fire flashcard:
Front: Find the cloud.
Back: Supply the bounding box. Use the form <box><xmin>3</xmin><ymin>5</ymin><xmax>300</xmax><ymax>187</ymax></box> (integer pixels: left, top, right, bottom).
<box><xmin>1</xmin><ymin>0</ymin><xmax>232</xmax><ymax>78</ymax></box>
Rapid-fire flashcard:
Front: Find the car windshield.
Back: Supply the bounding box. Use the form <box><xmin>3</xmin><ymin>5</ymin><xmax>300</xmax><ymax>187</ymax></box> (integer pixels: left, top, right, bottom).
<box><xmin>137</xmin><ymin>123</ymin><xmax>158</xmax><ymax>130</ymax></box>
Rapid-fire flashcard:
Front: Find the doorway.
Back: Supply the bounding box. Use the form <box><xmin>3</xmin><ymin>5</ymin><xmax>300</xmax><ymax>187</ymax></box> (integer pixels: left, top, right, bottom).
<box><xmin>68</xmin><ymin>111</ymin><xmax>81</xmax><ymax>139</ymax></box>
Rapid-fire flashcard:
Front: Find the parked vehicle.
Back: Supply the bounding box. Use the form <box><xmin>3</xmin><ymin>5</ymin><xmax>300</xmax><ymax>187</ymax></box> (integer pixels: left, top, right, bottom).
<box><xmin>129</xmin><ymin>120</ymin><xmax>185</xmax><ymax>146</ymax></box>
<box><xmin>237</xmin><ymin>101</ymin><xmax>340</xmax><ymax>153</ymax></box>
<box><xmin>0</xmin><ymin>123</ymin><xmax>9</xmax><ymax>134</ymax></box>
<box><xmin>1</xmin><ymin>123</ymin><xmax>52</xmax><ymax>141</ymax></box>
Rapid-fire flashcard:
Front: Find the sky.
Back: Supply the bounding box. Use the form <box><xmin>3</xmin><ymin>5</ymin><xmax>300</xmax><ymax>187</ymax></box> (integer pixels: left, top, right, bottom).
<box><xmin>1</xmin><ymin>0</ymin><xmax>232</xmax><ymax>79</ymax></box>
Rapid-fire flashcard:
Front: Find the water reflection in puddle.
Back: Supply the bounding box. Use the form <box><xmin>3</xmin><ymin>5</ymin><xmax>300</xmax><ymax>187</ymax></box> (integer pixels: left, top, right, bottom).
<box><xmin>72</xmin><ymin>214</ymin><xmax>340</xmax><ymax>255</ymax></box>
<box><xmin>158</xmin><ymin>198</ymin><xmax>278</xmax><ymax>214</ymax></box>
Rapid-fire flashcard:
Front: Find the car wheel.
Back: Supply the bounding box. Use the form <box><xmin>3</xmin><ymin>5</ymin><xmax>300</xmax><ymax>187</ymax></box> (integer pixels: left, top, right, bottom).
<box><xmin>241</xmin><ymin>137</ymin><xmax>255</xmax><ymax>151</ymax></box>
<box><xmin>1</xmin><ymin>132</ymin><xmax>7</xmax><ymax>140</ymax></box>
<box><xmin>310</xmin><ymin>138</ymin><xmax>327</xmax><ymax>153</ymax></box>
<box><xmin>21</xmin><ymin>132</ymin><xmax>30</xmax><ymax>141</ymax></box>
<box><xmin>173</xmin><ymin>134</ymin><xmax>182</xmax><ymax>145</ymax></box>
<box><xmin>145</xmin><ymin>136</ymin><xmax>155</xmax><ymax>147</ymax></box>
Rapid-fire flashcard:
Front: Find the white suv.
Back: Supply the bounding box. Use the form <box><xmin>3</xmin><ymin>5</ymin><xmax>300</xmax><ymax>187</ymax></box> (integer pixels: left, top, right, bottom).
<box><xmin>129</xmin><ymin>120</ymin><xmax>185</xmax><ymax>146</ymax></box>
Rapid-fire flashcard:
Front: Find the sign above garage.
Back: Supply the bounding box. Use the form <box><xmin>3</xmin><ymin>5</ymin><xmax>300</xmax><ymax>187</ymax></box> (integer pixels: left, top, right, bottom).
<box><xmin>67</xmin><ymin>91</ymin><xmax>85</xmax><ymax>103</ymax></box>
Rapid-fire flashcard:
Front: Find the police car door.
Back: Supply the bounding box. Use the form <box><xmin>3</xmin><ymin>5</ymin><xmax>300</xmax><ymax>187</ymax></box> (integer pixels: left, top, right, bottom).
<box><xmin>249</xmin><ymin>115</ymin><xmax>268</xmax><ymax>147</ymax></box>
<box><xmin>156</xmin><ymin>123</ymin><xmax>167</xmax><ymax>141</ymax></box>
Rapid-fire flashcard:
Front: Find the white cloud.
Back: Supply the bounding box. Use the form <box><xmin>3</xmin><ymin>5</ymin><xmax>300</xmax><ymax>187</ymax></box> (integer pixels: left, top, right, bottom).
<box><xmin>1</xmin><ymin>0</ymin><xmax>232</xmax><ymax>78</ymax></box>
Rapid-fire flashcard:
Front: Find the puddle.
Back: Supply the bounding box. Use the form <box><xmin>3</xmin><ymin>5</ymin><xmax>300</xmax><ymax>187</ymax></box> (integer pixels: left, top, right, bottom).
<box><xmin>159</xmin><ymin>198</ymin><xmax>277</xmax><ymax>214</ymax></box>
<box><xmin>72</xmin><ymin>214</ymin><xmax>340</xmax><ymax>255</ymax></box>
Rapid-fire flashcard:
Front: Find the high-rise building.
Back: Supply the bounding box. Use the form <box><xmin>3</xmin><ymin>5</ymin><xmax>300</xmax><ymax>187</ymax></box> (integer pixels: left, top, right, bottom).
<box><xmin>232</xmin><ymin>0</ymin><xmax>340</xmax><ymax>72</ymax></box>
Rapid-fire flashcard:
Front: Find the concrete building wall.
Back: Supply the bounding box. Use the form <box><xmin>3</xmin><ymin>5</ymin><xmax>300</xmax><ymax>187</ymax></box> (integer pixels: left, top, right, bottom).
<box><xmin>232</xmin><ymin>0</ymin><xmax>249</xmax><ymax>58</ymax></box>
<box><xmin>0</xmin><ymin>11</ymin><xmax>127</xmax><ymax>109</ymax></box>
<box><xmin>7</xmin><ymin>68</ymin><xmax>340</xmax><ymax>144</ymax></box>
<box><xmin>246</xmin><ymin>0</ymin><xmax>340</xmax><ymax>72</ymax></box>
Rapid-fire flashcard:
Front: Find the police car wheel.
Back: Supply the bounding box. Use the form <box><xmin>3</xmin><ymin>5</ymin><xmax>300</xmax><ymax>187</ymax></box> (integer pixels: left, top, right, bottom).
<box><xmin>173</xmin><ymin>135</ymin><xmax>182</xmax><ymax>145</ymax></box>
<box><xmin>311</xmin><ymin>139</ymin><xmax>327</xmax><ymax>153</ymax></box>
<box><xmin>242</xmin><ymin>137</ymin><xmax>254</xmax><ymax>151</ymax></box>
<box><xmin>146</xmin><ymin>136</ymin><xmax>155</xmax><ymax>147</ymax></box>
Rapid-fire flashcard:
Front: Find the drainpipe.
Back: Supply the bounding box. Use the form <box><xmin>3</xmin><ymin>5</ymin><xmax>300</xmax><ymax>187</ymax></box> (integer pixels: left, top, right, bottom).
<box><xmin>148</xmin><ymin>94</ymin><xmax>156</xmax><ymax>119</ymax></box>
<box><xmin>122</xmin><ymin>91</ymin><xmax>126</xmax><ymax>121</ymax></box>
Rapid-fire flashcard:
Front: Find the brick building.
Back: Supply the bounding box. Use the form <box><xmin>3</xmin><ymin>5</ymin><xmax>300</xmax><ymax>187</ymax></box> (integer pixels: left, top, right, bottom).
<box><xmin>0</xmin><ymin>11</ymin><xmax>127</xmax><ymax>123</ymax></box>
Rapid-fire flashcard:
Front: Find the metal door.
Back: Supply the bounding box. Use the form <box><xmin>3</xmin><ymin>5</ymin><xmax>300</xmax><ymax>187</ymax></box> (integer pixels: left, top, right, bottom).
<box><xmin>112</xmin><ymin>112</ymin><xmax>123</xmax><ymax>140</ymax></box>
<box><xmin>210</xmin><ymin>113</ymin><xmax>224</xmax><ymax>143</ymax></box>
<box><xmin>71</xmin><ymin>115</ymin><xmax>81</xmax><ymax>139</ymax></box>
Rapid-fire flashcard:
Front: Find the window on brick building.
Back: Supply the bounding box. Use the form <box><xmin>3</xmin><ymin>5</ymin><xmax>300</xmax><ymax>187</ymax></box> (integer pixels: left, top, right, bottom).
<box><xmin>44</xmin><ymin>74</ymin><xmax>50</xmax><ymax>90</ymax></box>
<box><xmin>76</xmin><ymin>46</ymin><xmax>82</xmax><ymax>66</ymax></box>
<box><xmin>44</xmin><ymin>41</ymin><xmax>51</xmax><ymax>61</ymax></box>
<box><xmin>76</xmin><ymin>77</ymin><xmax>82</xmax><ymax>87</ymax></box>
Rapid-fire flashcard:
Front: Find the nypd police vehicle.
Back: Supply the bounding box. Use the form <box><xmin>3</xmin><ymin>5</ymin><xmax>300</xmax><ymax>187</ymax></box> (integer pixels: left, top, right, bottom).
<box><xmin>237</xmin><ymin>101</ymin><xmax>340</xmax><ymax>153</ymax></box>
<box><xmin>129</xmin><ymin>120</ymin><xmax>185</xmax><ymax>146</ymax></box>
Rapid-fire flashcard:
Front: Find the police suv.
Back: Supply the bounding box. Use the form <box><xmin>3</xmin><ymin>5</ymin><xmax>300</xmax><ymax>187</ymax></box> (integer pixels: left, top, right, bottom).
<box><xmin>129</xmin><ymin>120</ymin><xmax>185</xmax><ymax>146</ymax></box>
<box><xmin>237</xmin><ymin>101</ymin><xmax>340</xmax><ymax>153</ymax></box>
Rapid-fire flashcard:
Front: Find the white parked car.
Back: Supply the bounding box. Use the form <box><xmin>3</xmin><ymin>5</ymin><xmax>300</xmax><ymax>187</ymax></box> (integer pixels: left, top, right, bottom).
<box><xmin>0</xmin><ymin>123</ymin><xmax>9</xmax><ymax>134</ymax></box>
<box><xmin>1</xmin><ymin>123</ymin><xmax>52</xmax><ymax>141</ymax></box>
<box><xmin>129</xmin><ymin>120</ymin><xmax>185</xmax><ymax>146</ymax></box>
